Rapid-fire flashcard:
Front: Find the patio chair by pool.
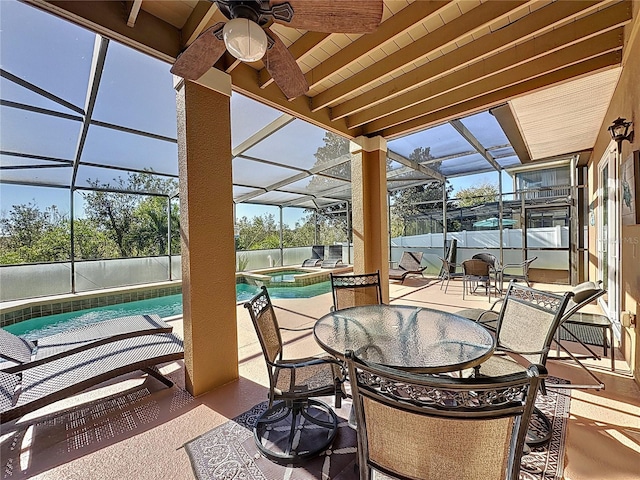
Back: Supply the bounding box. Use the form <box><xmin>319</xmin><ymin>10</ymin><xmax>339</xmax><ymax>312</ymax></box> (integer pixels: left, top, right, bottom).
<box><xmin>0</xmin><ymin>314</ymin><xmax>173</xmax><ymax>373</ymax></box>
<box><xmin>462</xmin><ymin>258</ymin><xmax>493</xmax><ymax>301</ymax></box>
<box><xmin>321</xmin><ymin>245</ymin><xmax>344</xmax><ymax>268</ymax></box>
<box><xmin>472</xmin><ymin>252</ymin><xmax>501</xmax><ymax>291</ymax></box>
<box><xmin>1</xmin><ymin>332</ymin><xmax>184</xmax><ymax>423</ymax></box>
<box><xmin>346</xmin><ymin>350</ymin><xmax>545</xmax><ymax>480</ymax></box>
<box><xmin>330</xmin><ymin>270</ymin><xmax>383</xmax><ymax>311</ymax></box>
<box><xmin>389</xmin><ymin>251</ymin><xmax>427</xmax><ymax>283</ymax></box>
<box><xmin>550</xmin><ymin>280</ymin><xmax>610</xmax><ymax>389</ymax></box>
<box><xmin>458</xmin><ymin>281</ymin><xmax>610</xmax><ymax>388</ymax></box>
<box><xmin>438</xmin><ymin>256</ymin><xmax>463</xmax><ymax>292</ymax></box>
<box><xmin>471</xmin><ymin>281</ymin><xmax>573</xmax><ymax>446</ymax></box>
<box><xmin>244</xmin><ymin>286</ymin><xmax>344</xmax><ymax>463</ymax></box>
<box><xmin>499</xmin><ymin>256</ymin><xmax>538</xmax><ymax>290</ymax></box>
<box><xmin>301</xmin><ymin>245</ymin><xmax>324</xmax><ymax>267</ymax></box>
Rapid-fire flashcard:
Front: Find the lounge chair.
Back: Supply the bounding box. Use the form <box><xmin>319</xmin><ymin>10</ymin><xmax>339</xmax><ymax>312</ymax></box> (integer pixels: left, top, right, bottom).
<box><xmin>388</xmin><ymin>251</ymin><xmax>427</xmax><ymax>283</ymax></box>
<box><xmin>321</xmin><ymin>245</ymin><xmax>344</xmax><ymax>268</ymax></box>
<box><xmin>550</xmin><ymin>280</ymin><xmax>610</xmax><ymax>388</ymax></box>
<box><xmin>1</xmin><ymin>332</ymin><xmax>184</xmax><ymax>423</ymax></box>
<box><xmin>1</xmin><ymin>314</ymin><xmax>173</xmax><ymax>373</ymax></box>
<box><xmin>301</xmin><ymin>245</ymin><xmax>324</xmax><ymax>267</ymax></box>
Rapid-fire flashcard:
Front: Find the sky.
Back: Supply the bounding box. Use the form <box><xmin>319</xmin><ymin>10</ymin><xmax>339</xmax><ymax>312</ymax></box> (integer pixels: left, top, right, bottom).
<box><xmin>1</xmin><ymin>0</ymin><xmax>516</xmax><ymax>229</ymax></box>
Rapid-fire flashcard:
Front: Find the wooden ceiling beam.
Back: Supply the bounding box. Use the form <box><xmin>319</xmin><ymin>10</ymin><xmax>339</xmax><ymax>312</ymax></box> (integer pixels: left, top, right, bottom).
<box><xmin>379</xmin><ymin>52</ymin><xmax>622</xmax><ymax>139</ymax></box>
<box><xmin>304</xmin><ymin>0</ymin><xmax>452</xmax><ymax>90</ymax></box>
<box><xmin>229</xmin><ymin>62</ymin><xmax>360</xmax><ymax>139</ymax></box>
<box><xmin>331</xmin><ymin>0</ymin><xmax>610</xmax><ymax>121</ymax></box>
<box><xmin>126</xmin><ymin>0</ymin><xmax>142</xmax><ymax>28</ymax></box>
<box><xmin>348</xmin><ymin>11</ymin><xmax>629</xmax><ymax>129</ymax></box>
<box><xmin>181</xmin><ymin>1</ymin><xmax>220</xmax><ymax>46</ymax></box>
<box><xmin>258</xmin><ymin>31</ymin><xmax>332</xmax><ymax>89</ymax></box>
<box><xmin>310</xmin><ymin>0</ymin><xmax>530</xmax><ymax>112</ymax></box>
<box><xmin>362</xmin><ymin>30</ymin><xmax>623</xmax><ymax>134</ymax></box>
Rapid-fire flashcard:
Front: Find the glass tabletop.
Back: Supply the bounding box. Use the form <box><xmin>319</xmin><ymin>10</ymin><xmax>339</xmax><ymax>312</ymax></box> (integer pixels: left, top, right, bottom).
<box><xmin>314</xmin><ymin>304</ymin><xmax>495</xmax><ymax>374</ymax></box>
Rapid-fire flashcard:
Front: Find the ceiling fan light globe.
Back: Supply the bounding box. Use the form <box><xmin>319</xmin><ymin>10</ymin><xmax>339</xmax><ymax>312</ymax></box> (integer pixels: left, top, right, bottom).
<box><xmin>223</xmin><ymin>18</ymin><xmax>267</xmax><ymax>63</ymax></box>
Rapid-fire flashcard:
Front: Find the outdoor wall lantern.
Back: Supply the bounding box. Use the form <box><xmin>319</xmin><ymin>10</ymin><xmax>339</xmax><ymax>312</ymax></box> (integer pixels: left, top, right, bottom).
<box><xmin>608</xmin><ymin>117</ymin><xmax>634</xmax><ymax>153</ymax></box>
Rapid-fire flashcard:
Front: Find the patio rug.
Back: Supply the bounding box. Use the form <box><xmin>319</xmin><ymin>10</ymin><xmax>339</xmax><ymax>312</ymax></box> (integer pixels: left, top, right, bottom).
<box><xmin>185</xmin><ymin>378</ymin><xmax>571</xmax><ymax>480</ymax></box>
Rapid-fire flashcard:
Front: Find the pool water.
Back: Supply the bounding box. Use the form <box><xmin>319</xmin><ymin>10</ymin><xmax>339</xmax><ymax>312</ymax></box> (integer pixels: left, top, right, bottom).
<box><xmin>267</xmin><ymin>270</ymin><xmax>307</xmax><ymax>283</ymax></box>
<box><xmin>5</xmin><ymin>281</ymin><xmax>331</xmax><ymax>339</ymax></box>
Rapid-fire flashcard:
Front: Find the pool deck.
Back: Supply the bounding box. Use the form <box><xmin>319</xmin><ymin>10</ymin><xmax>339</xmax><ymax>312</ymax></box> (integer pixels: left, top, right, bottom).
<box><xmin>2</xmin><ymin>275</ymin><xmax>638</xmax><ymax>480</ymax></box>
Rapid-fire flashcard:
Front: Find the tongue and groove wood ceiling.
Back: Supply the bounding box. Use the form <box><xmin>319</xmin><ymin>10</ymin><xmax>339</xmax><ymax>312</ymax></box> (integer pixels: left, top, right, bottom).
<box><xmin>24</xmin><ymin>0</ymin><xmax>631</xmax><ymax>142</ymax></box>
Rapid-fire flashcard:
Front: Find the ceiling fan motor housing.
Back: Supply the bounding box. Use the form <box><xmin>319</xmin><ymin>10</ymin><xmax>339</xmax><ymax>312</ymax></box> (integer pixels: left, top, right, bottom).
<box><xmin>215</xmin><ymin>0</ymin><xmax>294</xmax><ymax>26</ymax></box>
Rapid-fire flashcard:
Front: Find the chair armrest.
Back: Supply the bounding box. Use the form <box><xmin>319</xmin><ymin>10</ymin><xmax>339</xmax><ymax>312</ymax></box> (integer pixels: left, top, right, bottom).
<box><xmin>274</xmin><ymin>356</ymin><xmax>344</xmax><ymax>370</ymax></box>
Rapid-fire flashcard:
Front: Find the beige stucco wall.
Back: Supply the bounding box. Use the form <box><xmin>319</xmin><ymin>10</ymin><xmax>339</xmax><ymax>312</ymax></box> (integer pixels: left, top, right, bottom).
<box><xmin>589</xmin><ymin>4</ymin><xmax>640</xmax><ymax>383</ymax></box>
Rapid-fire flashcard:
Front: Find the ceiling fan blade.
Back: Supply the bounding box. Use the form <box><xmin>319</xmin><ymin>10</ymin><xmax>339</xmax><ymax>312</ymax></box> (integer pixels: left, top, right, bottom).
<box><xmin>170</xmin><ymin>23</ymin><xmax>226</xmax><ymax>80</ymax></box>
<box><xmin>270</xmin><ymin>0</ymin><xmax>383</xmax><ymax>33</ymax></box>
<box><xmin>263</xmin><ymin>29</ymin><xmax>309</xmax><ymax>100</ymax></box>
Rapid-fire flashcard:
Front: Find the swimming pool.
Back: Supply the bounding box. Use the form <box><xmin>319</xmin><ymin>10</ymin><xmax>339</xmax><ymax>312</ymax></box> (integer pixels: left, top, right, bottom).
<box><xmin>5</xmin><ymin>281</ymin><xmax>331</xmax><ymax>339</ymax></box>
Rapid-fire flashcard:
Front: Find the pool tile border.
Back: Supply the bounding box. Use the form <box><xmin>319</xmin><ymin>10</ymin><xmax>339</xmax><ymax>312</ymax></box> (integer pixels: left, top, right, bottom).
<box><xmin>0</xmin><ymin>284</ymin><xmax>182</xmax><ymax>328</ymax></box>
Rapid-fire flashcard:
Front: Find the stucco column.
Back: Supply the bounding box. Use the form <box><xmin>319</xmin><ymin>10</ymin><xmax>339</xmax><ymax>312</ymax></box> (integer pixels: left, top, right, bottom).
<box><xmin>350</xmin><ymin>136</ymin><xmax>390</xmax><ymax>304</ymax></box>
<box><xmin>175</xmin><ymin>70</ymin><xmax>238</xmax><ymax>396</ymax></box>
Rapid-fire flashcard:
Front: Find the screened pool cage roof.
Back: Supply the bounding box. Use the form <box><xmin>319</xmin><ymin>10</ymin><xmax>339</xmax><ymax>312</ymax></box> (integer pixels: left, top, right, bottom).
<box><xmin>1</xmin><ymin>3</ymin><xmax>522</xmax><ymax>209</ymax></box>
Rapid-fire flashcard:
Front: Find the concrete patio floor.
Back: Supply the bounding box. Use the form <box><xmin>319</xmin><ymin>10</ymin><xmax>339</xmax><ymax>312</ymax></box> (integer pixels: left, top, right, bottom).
<box><xmin>2</xmin><ymin>275</ymin><xmax>638</xmax><ymax>479</ymax></box>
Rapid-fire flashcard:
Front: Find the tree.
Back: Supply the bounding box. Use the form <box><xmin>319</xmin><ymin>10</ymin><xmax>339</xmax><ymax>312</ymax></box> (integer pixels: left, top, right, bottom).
<box><xmin>82</xmin><ymin>172</ymin><xmax>179</xmax><ymax>258</ymax></box>
<box><xmin>0</xmin><ymin>202</ymin><xmax>52</xmax><ymax>250</ymax></box>
<box><xmin>390</xmin><ymin>147</ymin><xmax>455</xmax><ymax>235</ymax></box>
<box><xmin>455</xmin><ymin>181</ymin><xmax>499</xmax><ymax>207</ymax></box>
<box><xmin>0</xmin><ymin>203</ymin><xmax>66</xmax><ymax>263</ymax></box>
<box><xmin>235</xmin><ymin>214</ymin><xmax>280</xmax><ymax>250</ymax></box>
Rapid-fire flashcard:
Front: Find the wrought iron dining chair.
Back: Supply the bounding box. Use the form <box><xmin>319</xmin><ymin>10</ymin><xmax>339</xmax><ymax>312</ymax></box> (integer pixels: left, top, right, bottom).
<box><xmin>459</xmin><ymin>280</ymin><xmax>609</xmax><ymax>389</ymax></box>
<box><xmin>346</xmin><ymin>350</ymin><xmax>545</xmax><ymax>480</ymax></box>
<box><xmin>462</xmin><ymin>258</ymin><xmax>493</xmax><ymax>301</ymax></box>
<box><xmin>330</xmin><ymin>270</ymin><xmax>383</xmax><ymax>311</ymax></box>
<box><xmin>472</xmin><ymin>281</ymin><xmax>573</xmax><ymax>446</ymax></box>
<box><xmin>244</xmin><ymin>286</ymin><xmax>344</xmax><ymax>463</ymax></box>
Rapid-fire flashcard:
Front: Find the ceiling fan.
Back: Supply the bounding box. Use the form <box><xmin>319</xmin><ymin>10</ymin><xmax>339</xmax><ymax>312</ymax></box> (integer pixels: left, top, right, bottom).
<box><xmin>170</xmin><ymin>0</ymin><xmax>383</xmax><ymax>100</ymax></box>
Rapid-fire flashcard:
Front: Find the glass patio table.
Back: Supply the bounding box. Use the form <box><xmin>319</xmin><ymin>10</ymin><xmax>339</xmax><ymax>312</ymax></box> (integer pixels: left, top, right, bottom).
<box><xmin>314</xmin><ymin>304</ymin><xmax>495</xmax><ymax>374</ymax></box>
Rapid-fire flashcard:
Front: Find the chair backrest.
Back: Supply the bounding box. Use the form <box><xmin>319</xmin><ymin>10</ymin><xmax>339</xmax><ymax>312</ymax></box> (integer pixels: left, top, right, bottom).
<box><xmin>445</xmin><ymin>238</ymin><xmax>458</xmax><ymax>264</ymax></box>
<box><xmin>310</xmin><ymin>245</ymin><xmax>324</xmax><ymax>260</ymax></box>
<box><xmin>330</xmin><ymin>271</ymin><xmax>382</xmax><ymax>311</ymax></box>
<box><xmin>346</xmin><ymin>350</ymin><xmax>544</xmax><ymax>480</ymax></box>
<box><xmin>472</xmin><ymin>252</ymin><xmax>498</xmax><ymax>268</ymax></box>
<box><xmin>438</xmin><ymin>256</ymin><xmax>456</xmax><ymax>278</ymax></box>
<box><xmin>0</xmin><ymin>329</ymin><xmax>35</xmax><ymax>364</ymax></box>
<box><xmin>562</xmin><ymin>280</ymin><xmax>606</xmax><ymax>320</ymax></box>
<box><xmin>398</xmin><ymin>251</ymin><xmax>423</xmax><ymax>271</ymax></box>
<box><xmin>496</xmin><ymin>281</ymin><xmax>573</xmax><ymax>366</ymax></box>
<box><xmin>462</xmin><ymin>258</ymin><xmax>490</xmax><ymax>277</ymax></box>
<box><xmin>326</xmin><ymin>244</ymin><xmax>343</xmax><ymax>260</ymax></box>
<box><xmin>244</xmin><ymin>286</ymin><xmax>283</xmax><ymax>366</ymax></box>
